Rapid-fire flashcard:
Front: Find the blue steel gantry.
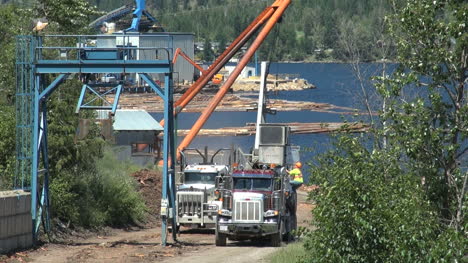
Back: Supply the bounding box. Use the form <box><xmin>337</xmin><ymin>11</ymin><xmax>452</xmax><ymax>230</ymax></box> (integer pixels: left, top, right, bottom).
<box><xmin>15</xmin><ymin>34</ymin><xmax>177</xmax><ymax>245</ymax></box>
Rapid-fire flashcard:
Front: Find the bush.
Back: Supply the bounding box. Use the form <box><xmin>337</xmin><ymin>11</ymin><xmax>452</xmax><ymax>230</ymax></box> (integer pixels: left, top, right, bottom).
<box><xmin>0</xmin><ymin>105</ymin><xmax>16</xmax><ymax>190</ymax></box>
<box><xmin>50</xmin><ymin>147</ymin><xmax>147</xmax><ymax>227</ymax></box>
<box><xmin>304</xmin><ymin>136</ymin><xmax>464</xmax><ymax>262</ymax></box>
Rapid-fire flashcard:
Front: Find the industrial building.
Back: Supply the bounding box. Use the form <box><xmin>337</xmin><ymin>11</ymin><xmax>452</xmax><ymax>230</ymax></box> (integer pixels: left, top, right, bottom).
<box><xmin>95</xmin><ymin>32</ymin><xmax>195</xmax><ymax>85</ymax></box>
<box><xmin>96</xmin><ymin>109</ymin><xmax>163</xmax><ymax>166</ymax></box>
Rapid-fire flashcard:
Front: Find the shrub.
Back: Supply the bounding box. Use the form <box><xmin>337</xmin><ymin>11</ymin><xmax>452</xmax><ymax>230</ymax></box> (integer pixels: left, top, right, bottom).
<box><xmin>304</xmin><ymin>136</ymin><xmax>464</xmax><ymax>262</ymax></box>
<box><xmin>50</xmin><ymin>147</ymin><xmax>146</xmax><ymax>227</ymax></box>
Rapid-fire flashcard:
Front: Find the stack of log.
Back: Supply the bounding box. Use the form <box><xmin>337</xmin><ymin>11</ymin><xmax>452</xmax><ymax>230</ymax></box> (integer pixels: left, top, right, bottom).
<box><xmin>174</xmin><ymin>122</ymin><xmax>369</xmax><ymax>136</ymax></box>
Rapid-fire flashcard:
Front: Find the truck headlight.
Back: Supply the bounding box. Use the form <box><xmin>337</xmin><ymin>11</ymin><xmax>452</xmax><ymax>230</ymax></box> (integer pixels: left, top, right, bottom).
<box><xmin>218</xmin><ymin>209</ymin><xmax>232</xmax><ymax>217</ymax></box>
<box><xmin>264</xmin><ymin>210</ymin><xmax>279</xmax><ymax>217</ymax></box>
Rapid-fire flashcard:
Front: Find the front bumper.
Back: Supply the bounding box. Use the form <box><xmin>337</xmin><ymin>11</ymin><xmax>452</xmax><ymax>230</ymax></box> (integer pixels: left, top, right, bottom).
<box><xmin>178</xmin><ymin>212</ymin><xmax>217</xmax><ymax>226</ymax></box>
<box><xmin>217</xmin><ymin>222</ymin><xmax>278</xmax><ymax>237</ymax></box>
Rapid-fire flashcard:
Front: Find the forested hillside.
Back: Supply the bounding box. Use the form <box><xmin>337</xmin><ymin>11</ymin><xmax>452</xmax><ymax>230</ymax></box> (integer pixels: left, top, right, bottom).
<box><xmin>88</xmin><ymin>0</ymin><xmax>393</xmax><ymax>62</ymax></box>
<box><xmin>1</xmin><ymin>0</ymin><xmax>393</xmax><ymax>61</ymax></box>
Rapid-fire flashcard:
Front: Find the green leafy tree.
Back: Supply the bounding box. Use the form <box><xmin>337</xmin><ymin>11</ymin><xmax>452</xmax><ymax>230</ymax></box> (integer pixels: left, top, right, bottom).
<box><xmin>304</xmin><ymin>0</ymin><xmax>466</xmax><ymax>261</ymax></box>
<box><xmin>305</xmin><ymin>136</ymin><xmax>454</xmax><ymax>262</ymax></box>
<box><xmin>0</xmin><ymin>4</ymin><xmax>32</xmax><ymax>189</ymax></box>
<box><xmin>35</xmin><ymin>0</ymin><xmax>101</xmax><ymax>33</ymax></box>
<box><xmin>0</xmin><ymin>1</ymin><xmax>147</xmax><ymax>227</ymax></box>
<box><xmin>0</xmin><ymin>105</ymin><xmax>16</xmax><ymax>189</ymax></box>
<box><xmin>202</xmin><ymin>37</ymin><xmax>215</xmax><ymax>62</ymax></box>
<box><xmin>0</xmin><ymin>4</ymin><xmax>31</xmax><ymax>105</ymax></box>
<box><xmin>380</xmin><ymin>0</ymin><xmax>467</xmax><ymax>231</ymax></box>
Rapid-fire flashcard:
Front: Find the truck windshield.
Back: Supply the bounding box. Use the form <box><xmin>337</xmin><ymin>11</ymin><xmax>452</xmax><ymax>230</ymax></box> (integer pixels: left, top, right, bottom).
<box><xmin>233</xmin><ymin>178</ymin><xmax>272</xmax><ymax>191</ymax></box>
<box><xmin>184</xmin><ymin>172</ymin><xmax>217</xmax><ymax>184</ymax></box>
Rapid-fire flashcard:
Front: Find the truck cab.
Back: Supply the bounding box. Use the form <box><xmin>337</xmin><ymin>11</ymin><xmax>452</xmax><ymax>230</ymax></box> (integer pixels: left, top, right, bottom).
<box><xmin>216</xmin><ymin>167</ymin><xmax>296</xmax><ymax>246</ymax></box>
<box><xmin>177</xmin><ymin>164</ymin><xmax>228</xmax><ymax>228</ymax></box>
<box><xmin>176</xmin><ymin>147</ymin><xmax>232</xmax><ymax>229</ymax></box>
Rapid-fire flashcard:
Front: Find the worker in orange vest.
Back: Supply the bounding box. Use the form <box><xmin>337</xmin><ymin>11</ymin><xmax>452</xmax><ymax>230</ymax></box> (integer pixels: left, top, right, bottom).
<box><xmin>289</xmin><ymin>162</ymin><xmax>303</xmax><ymax>183</ymax></box>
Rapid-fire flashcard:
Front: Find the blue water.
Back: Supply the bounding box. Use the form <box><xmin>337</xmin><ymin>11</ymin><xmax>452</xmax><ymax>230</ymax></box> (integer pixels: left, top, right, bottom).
<box><xmin>151</xmin><ymin>63</ymin><xmax>396</xmax><ymax>183</ymax></box>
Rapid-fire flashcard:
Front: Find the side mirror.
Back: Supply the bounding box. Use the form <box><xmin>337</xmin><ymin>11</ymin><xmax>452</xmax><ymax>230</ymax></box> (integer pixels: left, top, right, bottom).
<box><xmin>175</xmin><ymin>172</ymin><xmax>184</xmax><ymax>185</ymax></box>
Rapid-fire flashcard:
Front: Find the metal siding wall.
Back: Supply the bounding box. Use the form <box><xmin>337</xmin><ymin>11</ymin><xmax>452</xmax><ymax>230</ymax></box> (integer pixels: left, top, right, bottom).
<box><xmin>138</xmin><ymin>34</ymin><xmax>194</xmax><ymax>83</ymax></box>
<box><xmin>140</xmin><ymin>36</ymin><xmax>172</xmax><ymax>82</ymax></box>
<box><xmin>173</xmin><ymin>35</ymin><xmax>195</xmax><ymax>82</ymax></box>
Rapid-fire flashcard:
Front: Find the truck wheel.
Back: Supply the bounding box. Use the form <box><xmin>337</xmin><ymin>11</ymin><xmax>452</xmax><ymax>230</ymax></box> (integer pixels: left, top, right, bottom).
<box><xmin>270</xmin><ymin>222</ymin><xmax>283</xmax><ymax>247</ymax></box>
<box><xmin>270</xmin><ymin>231</ymin><xmax>282</xmax><ymax>247</ymax></box>
<box><xmin>215</xmin><ymin>228</ymin><xmax>227</xmax><ymax>246</ymax></box>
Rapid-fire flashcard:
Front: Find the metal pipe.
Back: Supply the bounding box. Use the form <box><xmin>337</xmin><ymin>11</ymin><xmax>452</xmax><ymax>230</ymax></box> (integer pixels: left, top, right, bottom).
<box><xmin>173</xmin><ymin>48</ymin><xmax>206</xmax><ymax>74</ymax></box>
<box><xmin>175</xmin><ymin>7</ymin><xmax>274</xmax><ymax>109</ymax></box>
<box><xmin>176</xmin><ymin>0</ymin><xmax>290</xmax><ymax>158</ymax></box>
<box><xmin>159</xmin><ymin>6</ymin><xmax>275</xmax><ymax>126</ymax></box>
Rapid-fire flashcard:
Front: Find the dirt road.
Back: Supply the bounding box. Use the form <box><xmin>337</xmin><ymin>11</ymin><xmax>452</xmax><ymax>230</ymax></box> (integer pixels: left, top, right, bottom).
<box><xmin>2</xmin><ymin>191</ymin><xmax>313</xmax><ymax>263</ymax></box>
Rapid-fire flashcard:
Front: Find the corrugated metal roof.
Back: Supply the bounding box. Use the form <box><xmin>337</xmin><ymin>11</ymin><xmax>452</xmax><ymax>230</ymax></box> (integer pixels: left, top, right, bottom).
<box><xmin>112</xmin><ymin>110</ymin><xmax>163</xmax><ymax>131</ymax></box>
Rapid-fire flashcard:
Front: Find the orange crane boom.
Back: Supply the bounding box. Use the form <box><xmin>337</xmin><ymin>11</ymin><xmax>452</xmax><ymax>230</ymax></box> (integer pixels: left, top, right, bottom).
<box><xmin>175</xmin><ymin>0</ymin><xmax>291</xmax><ymax>159</ymax></box>
<box><xmin>172</xmin><ymin>48</ymin><xmax>206</xmax><ymax>74</ymax></box>
<box><xmin>159</xmin><ymin>3</ymin><xmax>278</xmax><ymax>126</ymax></box>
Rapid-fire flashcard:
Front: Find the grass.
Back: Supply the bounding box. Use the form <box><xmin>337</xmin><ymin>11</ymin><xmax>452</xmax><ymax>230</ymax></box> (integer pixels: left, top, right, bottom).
<box><xmin>268</xmin><ymin>242</ymin><xmax>309</xmax><ymax>263</ymax></box>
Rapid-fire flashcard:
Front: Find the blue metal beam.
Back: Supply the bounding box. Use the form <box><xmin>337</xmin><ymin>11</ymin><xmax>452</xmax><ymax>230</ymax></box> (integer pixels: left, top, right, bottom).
<box><xmin>140</xmin><ymin>74</ymin><xmax>164</xmax><ymax>98</ymax></box>
<box><xmin>31</xmin><ymin>75</ymin><xmax>40</xmax><ymax>241</ymax></box>
<box><xmin>75</xmin><ymin>84</ymin><xmax>123</xmax><ymax>114</ymax></box>
<box><xmin>38</xmin><ymin>74</ymin><xmax>68</xmax><ymax>99</ymax></box>
<box><xmin>76</xmin><ymin>85</ymin><xmax>88</xmax><ymax>114</ymax></box>
<box><xmin>126</xmin><ymin>0</ymin><xmax>145</xmax><ymax>32</ymax></box>
<box><xmin>111</xmin><ymin>85</ymin><xmax>122</xmax><ymax>114</ymax></box>
<box><xmin>36</xmin><ymin>60</ymin><xmax>171</xmax><ymax>74</ymax></box>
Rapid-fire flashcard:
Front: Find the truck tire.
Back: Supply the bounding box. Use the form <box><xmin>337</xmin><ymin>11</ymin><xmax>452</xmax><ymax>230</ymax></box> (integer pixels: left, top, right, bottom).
<box><xmin>270</xmin><ymin>231</ymin><xmax>282</xmax><ymax>247</ymax></box>
<box><xmin>270</xmin><ymin>221</ymin><xmax>283</xmax><ymax>247</ymax></box>
<box><xmin>215</xmin><ymin>228</ymin><xmax>227</xmax><ymax>246</ymax></box>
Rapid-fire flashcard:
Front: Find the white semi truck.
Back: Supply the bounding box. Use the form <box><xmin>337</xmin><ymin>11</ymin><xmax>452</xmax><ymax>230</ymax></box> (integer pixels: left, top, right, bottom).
<box><xmin>176</xmin><ymin>148</ymin><xmax>232</xmax><ymax>229</ymax></box>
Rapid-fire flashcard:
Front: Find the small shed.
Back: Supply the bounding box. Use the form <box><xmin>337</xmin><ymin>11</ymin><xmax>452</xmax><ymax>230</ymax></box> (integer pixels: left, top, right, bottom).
<box><xmin>223</xmin><ymin>64</ymin><xmax>257</xmax><ymax>78</ymax></box>
<box><xmin>106</xmin><ymin>110</ymin><xmax>163</xmax><ymax>166</ymax></box>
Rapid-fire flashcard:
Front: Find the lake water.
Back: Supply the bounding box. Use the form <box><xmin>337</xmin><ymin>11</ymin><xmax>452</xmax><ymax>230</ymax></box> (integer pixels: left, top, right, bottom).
<box><xmin>152</xmin><ymin>63</ymin><xmax>392</xmax><ymax>182</ymax></box>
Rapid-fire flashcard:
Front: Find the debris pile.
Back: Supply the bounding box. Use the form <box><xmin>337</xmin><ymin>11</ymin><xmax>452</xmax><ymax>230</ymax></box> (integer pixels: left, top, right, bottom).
<box><xmin>130</xmin><ymin>169</ymin><xmax>163</xmax><ymax>227</ymax></box>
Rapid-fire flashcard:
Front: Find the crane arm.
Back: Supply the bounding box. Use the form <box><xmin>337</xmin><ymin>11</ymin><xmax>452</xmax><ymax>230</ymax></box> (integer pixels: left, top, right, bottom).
<box><xmin>159</xmin><ymin>4</ymin><xmax>277</xmax><ymax>126</ymax></box>
<box><xmin>175</xmin><ymin>0</ymin><xmax>291</xmax><ymax>159</ymax></box>
<box><xmin>173</xmin><ymin>48</ymin><xmax>206</xmax><ymax>74</ymax></box>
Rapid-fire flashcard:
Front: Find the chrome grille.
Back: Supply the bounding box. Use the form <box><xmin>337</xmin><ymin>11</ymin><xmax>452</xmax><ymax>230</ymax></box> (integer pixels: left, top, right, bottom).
<box><xmin>177</xmin><ymin>192</ymin><xmax>203</xmax><ymax>216</ymax></box>
<box><xmin>234</xmin><ymin>200</ymin><xmax>262</xmax><ymax>222</ymax></box>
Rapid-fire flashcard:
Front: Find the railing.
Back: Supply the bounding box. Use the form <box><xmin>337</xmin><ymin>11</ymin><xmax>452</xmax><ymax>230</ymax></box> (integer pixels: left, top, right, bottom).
<box><xmin>27</xmin><ymin>34</ymin><xmax>174</xmax><ymax>62</ymax></box>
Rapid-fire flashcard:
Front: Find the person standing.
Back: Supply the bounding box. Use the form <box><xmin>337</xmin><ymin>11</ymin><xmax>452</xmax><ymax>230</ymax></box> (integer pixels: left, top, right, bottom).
<box><xmin>289</xmin><ymin>161</ymin><xmax>304</xmax><ymax>187</ymax></box>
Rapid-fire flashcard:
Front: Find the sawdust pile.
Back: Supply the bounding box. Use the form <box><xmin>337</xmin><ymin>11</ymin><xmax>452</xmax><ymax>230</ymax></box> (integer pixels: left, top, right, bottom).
<box><xmin>130</xmin><ymin>169</ymin><xmax>163</xmax><ymax>227</ymax></box>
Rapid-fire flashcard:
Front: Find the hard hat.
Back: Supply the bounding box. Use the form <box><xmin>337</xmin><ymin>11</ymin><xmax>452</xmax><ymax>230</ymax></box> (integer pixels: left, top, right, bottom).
<box><xmin>295</xmin><ymin>162</ymin><xmax>302</xmax><ymax>168</ymax></box>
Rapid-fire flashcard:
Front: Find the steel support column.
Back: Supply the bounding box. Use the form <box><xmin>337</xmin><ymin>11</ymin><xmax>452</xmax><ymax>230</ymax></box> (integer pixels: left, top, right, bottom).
<box><xmin>143</xmin><ymin>72</ymin><xmax>177</xmax><ymax>245</ymax></box>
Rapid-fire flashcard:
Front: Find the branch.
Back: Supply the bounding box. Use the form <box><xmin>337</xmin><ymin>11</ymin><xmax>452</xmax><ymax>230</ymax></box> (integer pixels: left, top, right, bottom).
<box><xmin>455</xmin><ymin>171</ymin><xmax>467</xmax><ymax>231</ymax></box>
